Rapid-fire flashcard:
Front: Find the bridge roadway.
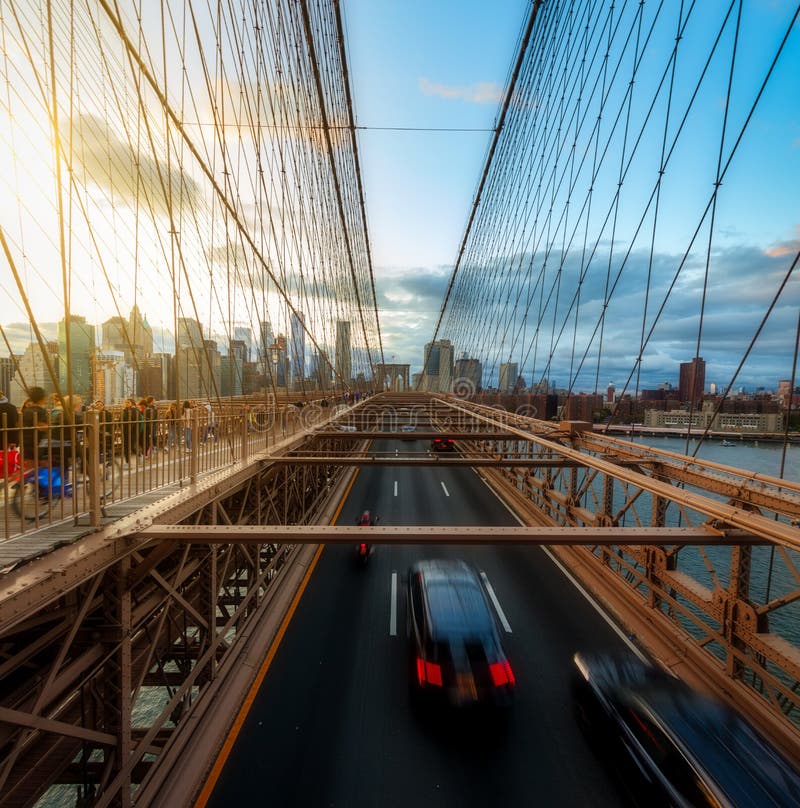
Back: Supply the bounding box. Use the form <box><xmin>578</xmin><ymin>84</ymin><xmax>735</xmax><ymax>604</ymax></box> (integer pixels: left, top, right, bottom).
<box><xmin>204</xmin><ymin>436</ymin><xmax>631</xmax><ymax>807</ymax></box>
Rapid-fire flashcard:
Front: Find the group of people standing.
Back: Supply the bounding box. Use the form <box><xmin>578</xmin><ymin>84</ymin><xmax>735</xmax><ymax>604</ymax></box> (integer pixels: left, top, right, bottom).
<box><xmin>0</xmin><ymin>389</ymin><xmax>218</xmax><ymax>474</ymax></box>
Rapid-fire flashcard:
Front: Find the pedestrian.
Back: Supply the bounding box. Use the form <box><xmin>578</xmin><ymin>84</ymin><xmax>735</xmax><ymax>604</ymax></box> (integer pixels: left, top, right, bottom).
<box><xmin>0</xmin><ymin>390</ymin><xmax>18</xmax><ymax>453</ymax></box>
<box><xmin>121</xmin><ymin>398</ymin><xmax>140</xmax><ymax>464</ymax></box>
<box><xmin>162</xmin><ymin>402</ymin><xmax>178</xmax><ymax>451</ymax></box>
<box><xmin>20</xmin><ymin>387</ymin><xmax>48</xmax><ymax>467</ymax></box>
<box><xmin>145</xmin><ymin>396</ymin><xmax>159</xmax><ymax>453</ymax></box>
<box><xmin>201</xmin><ymin>400</ymin><xmax>217</xmax><ymax>444</ymax></box>
<box><xmin>91</xmin><ymin>400</ymin><xmax>115</xmax><ymax>458</ymax></box>
<box><xmin>48</xmin><ymin>394</ymin><xmax>83</xmax><ymax>479</ymax></box>
<box><xmin>182</xmin><ymin>400</ymin><xmax>194</xmax><ymax>451</ymax></box>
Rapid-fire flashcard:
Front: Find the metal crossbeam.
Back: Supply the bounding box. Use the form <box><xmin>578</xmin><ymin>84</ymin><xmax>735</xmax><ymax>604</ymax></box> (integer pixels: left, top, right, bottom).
<box><xmin>136</xmin><ymin>524</ymin><xmax>758</xmax><ymax>545</ymax></box>
<box><xmin>272</xmin><ymin>456</ymin><xmax>586</xmax><ymax>467</ymax></box>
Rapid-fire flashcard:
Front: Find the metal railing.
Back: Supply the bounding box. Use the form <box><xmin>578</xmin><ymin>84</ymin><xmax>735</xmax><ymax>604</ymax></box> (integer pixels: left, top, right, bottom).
<box><xmin>0</xmin><ymin>400</ymin><xmax>353</xmax><ymax>540</ymax></box>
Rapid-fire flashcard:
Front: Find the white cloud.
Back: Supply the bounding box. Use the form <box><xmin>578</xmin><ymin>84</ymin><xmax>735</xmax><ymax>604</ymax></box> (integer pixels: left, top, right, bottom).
<box><xmin>418</xmin><ymin>77</ymin><xmax>504</xmax><ymax>105</ymax></box>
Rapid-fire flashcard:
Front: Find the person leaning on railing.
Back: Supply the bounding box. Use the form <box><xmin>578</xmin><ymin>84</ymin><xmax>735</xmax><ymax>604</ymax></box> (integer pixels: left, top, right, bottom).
<box><xmin>0</xmin><ymin>390</ymin><xmax>18</xmax><ymax>454</ymax></box>
<box><xmin>48</xmin><ymin>395</ymin><xmax>83</xmax><ymax>478</ymax></box>
<box><xmin>90</xmin><ymin>400</ymin><xmax>115</xmax><ymax>458</ymax></box>
<box><xmin>20</xmin><ymin>387</ymin><xmax>49</xmax><ymax>467</ymax></box>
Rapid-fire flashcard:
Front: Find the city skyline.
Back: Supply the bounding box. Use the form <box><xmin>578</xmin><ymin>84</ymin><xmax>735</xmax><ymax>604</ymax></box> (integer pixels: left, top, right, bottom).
<box><xmin>1</xmin><ymin>3</ymin><xmax>798</xmax><ymax>400</ymax></box>
<box><xmin>1</xmin><ymin>304</ymin><xmax>791</xmax><ymax>405</ymax></box>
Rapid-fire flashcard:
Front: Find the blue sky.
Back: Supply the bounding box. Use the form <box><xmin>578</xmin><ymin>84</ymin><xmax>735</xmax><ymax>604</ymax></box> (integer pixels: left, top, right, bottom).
<box><xmin>341</xmin><ymin>0</ymin><xmax>530</xmax><ymax>360</ymax></box>
<box><xmin>342</xmin><ymin>0</ymin><xmax>800</xmax><ymax>391</ymax></box>
<box><xmin>0</xmin><ymin>1</ymin><xmax>797</xmax><ymax>394</ymax></box>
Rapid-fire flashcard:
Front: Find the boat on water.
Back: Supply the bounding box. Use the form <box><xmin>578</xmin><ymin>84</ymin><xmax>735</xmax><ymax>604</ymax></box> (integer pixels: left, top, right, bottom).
<box><xmin>720</xmin><ymin>439</ymin><xmax>737</xmax><ymax>446</ymax></box>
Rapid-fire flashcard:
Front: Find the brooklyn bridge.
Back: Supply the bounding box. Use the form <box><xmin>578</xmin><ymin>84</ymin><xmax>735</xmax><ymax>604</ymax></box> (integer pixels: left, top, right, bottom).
<box><xmin>0</xmin><ymin>1</ymin><xmax>799</xmax><ymax>805</ymax></box>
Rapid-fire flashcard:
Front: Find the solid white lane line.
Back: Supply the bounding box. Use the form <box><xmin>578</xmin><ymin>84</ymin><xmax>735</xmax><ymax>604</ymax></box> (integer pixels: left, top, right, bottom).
<box><xmin>472</xmin><ymin>470</ymin><xmax>644</xmax><ymax>658</ymax></box>
<box><xmin>440</xmin><ymin>481</ymin><xmax>450</xmax><ymax>497</ymax></box>
<box><xmin>394</xmin><ymin>480</ymin><xmax>398</xmax><ymax>497</ymax></box>
<box><xmin>480</xmin><ymin>571</ymin><xmax>512</xmax><ymax>633</ymax></box>
<box><xmin>540</xmin><ymin>547</ymin><xmax>645</xmax><ymax>660</ymax></box>
<box><xmin>390</xmin><ymin>572</ymin><xmax>398</xmax><ymax>636</ymax></box>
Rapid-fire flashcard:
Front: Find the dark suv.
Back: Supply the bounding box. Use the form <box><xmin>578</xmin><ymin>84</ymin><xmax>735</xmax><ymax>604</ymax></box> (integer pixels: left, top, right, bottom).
<box><xmin>572</xmin><ymin>650</ymin><xmax>800</xmax><ymax>807</ymax></box>
<box><xmin>407</xmin><ymin>559</ymin><xmax>514</xmax><ymax>708</ymax></box>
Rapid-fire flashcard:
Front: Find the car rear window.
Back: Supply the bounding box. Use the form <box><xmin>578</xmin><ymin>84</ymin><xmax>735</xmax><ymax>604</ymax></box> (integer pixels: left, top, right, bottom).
<box><xmin>425</xmin><ymin>581</ymin><xmax>495</xmax><ymax>638</ymax></box>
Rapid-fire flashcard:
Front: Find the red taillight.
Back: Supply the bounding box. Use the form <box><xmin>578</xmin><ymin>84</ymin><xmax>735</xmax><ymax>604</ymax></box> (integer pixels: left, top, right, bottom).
<box><xmin>489</xmin><ymin>660</ymin><xmax>515</xmax><ymax>687</ymax></box>
<box><xmin>359</xmin><ymin>543</ymin><xmax>367</xmax><ymax>554</ymax></box>
<box><xmin>426</xmin><ymin>661</ymin><xmax>443</xmax><ymax>686</ymax></box>
<box><xmin>416</xmin><ymin>657</ymin><xmax>443</xmax><ymax>686</ymax></box>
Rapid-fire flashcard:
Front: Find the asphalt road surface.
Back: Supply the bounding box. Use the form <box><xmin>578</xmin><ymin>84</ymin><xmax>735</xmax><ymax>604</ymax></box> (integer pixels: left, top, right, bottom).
<box><xmin>207</xmin><ymin>438</ymin><xmax>630</xmax><ymax>807</ymax></box>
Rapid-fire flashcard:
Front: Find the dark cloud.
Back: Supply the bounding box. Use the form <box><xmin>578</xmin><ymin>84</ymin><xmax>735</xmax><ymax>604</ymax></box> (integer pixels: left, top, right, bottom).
<box><xmin>376</xmin><ymin>242</ymin><xmax>800</xmax><ymax>390</ymax></box>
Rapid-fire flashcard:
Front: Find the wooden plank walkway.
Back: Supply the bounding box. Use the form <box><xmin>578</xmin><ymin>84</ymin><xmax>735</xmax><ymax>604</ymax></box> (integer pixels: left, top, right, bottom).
<box><xmin>0</xmin><ymin>483</ymin><xmax>186</xmax><ymax>573</ymax></box>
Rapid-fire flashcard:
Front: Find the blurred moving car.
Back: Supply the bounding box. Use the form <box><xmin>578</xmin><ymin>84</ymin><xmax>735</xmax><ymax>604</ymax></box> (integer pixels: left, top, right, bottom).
<box><xmin>572</xmin><ymin>650</ymin><xmax>800</xmax><ymax>807</ymax></box>
<box><xmin>407</xmin><ymin>559</ymin><xmax>514</xmax><ymax>708</ymax></box>
<box><xmin>400</xmin><ymin>424</ymin><xmax>416</xmax><ymax>440</ymax></box>
<box><xmin>430</xmin><ymin>437</ymin><xmax>455</xmax><ymax>452</ymax></box>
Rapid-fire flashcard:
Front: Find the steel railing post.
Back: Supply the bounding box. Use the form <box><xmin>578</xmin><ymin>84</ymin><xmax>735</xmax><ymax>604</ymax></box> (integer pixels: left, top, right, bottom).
<box><xmin>241</xmin><ymin>410</ymin><xmax>249</xmax><ymax>464</ymax></box>
<box><xmin>190</xmin><ymin>411</ymin><xmax>199</xmax><ymax>483</ymax></box>
<box><xmin>86</xmin><ymin>410</ymin><xmax>101</xmax><ymax>525</ymax></box>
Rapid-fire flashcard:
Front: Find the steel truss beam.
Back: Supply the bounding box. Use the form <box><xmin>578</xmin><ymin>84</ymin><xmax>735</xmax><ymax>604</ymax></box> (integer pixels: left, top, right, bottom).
<box><xmin>0</xmin><ymin>443</ymin><xmax>351</xmax><ymax>807</ymax></box>
<box><xmin>2</xmin><ymin>392</ymin><xmax>800</xmax><ymax>805</ymax></box>
<box><xmin>135</xmin><ymin>524</ymin><xmax>759</xmax><ymax>545</ymax></box>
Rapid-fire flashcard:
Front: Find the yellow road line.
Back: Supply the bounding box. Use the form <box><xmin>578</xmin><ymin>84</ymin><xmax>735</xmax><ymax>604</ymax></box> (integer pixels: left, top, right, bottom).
<box><xmin>195</xmin><ymin>465</ymin><xmax>362</xmax><ymax>806</ymax></box>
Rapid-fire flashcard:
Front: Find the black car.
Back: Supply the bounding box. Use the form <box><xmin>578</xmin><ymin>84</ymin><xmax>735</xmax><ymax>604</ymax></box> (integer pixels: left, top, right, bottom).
<box><xmin>407</xmin><ymin>559</ymin><xmax>514</xmax><ymax>708</ymax></box>
<box><xmin>572</xmin><ymin>650</ymin><xmax>800</xmax><ymax>807</ymax></box>
<box><xmin>430</xmin><ymin>437</ymin><xmax>455</xmax><ymax>452</ymax></box>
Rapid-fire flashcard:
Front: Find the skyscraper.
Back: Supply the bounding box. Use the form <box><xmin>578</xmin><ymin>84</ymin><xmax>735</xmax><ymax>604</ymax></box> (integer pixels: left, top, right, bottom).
<box><xmin>290</xmin><ymin>311</ymin><xmax>305</xmax><ymax>386</ymax></box>
<box><xmin>453</xmin><ymin>354</ymin><xmax>482</xmax><ymax>394</ymax></box>
<box><xmin>9</xmin><ymin>341</ymin><xmax>60</xmax><ymax>406</ymax></box>
<box><xmin>129</xmin><ymin>305</ymin><xmax>153</xmax><ymax>360</ymax></box>
<box><xmin>335</xmin><ymin>321</ymin><xmax>351</xmax><ymax>386</ymax></box>
<box><xmin>177</xmin><ymin>318</ymin><xmax>203</xmax><ymax>349</ymax></box>
<box><xmin>679</xmin><ymin>357</ymin><xmax>706</xmax><ymax>403</ymax></box>
<box><xmin>499</xmin><ymin>362</ymin><xmax>518</xmax><ymax>394</ymax></box>
<box><xmin>233</xmin><ymin>326</ymin><xmax>252</xmax><ymax>362</ymax></box>
<box><xmin>257</xmin><ymin>320</ymin><xmax>273</xmax><ymax>363</ymax></box>
<box><xmin>422</xmin><ymin>339</ymin><xmax>454</xmax><ymax>392</ymax></box>
<box><xmin>58</xmin><ymin>314</ymin><xmax>95</xmax><ymax>397</ymax></box>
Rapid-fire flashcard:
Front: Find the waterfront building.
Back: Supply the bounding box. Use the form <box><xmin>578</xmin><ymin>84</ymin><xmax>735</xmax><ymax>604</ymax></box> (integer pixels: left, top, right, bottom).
<box><xmin>643</xmin><ymin>404</ymin><xmax>783</xmax><ymax>433</ymax></box>
<box><xmin>679</xmin><ymin>357</ymin><xmax>705</xmax><ymax>403</ymax></box>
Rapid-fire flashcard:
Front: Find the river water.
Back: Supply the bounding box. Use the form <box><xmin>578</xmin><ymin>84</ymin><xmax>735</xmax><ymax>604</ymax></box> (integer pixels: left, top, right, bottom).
<box><xmin>625</xmin><ymin>435</ymin><xmax>800</xmax><ymax>648</ymax></box>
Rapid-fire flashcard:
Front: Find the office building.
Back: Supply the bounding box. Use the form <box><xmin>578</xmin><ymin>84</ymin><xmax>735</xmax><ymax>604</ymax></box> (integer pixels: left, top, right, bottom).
<box><xmin>453</xmin><ymin>354</ymin><xmax>482</xmax><ymax>394</ymax></box>
<box><xmin>9</xmin><ymin>341</ymin><xmax>60</xmax><ymax>406</ymax></box>
<box><xmin>335</xmin><ymin>321</ymin><xmax>351</xmax><ymax>386</ymax></box>
<box><xmin>422</xmin><ymin>339</ymin><xmax>454</xmax><ymax>392</ymax></box>
<box><xmin>679</xmin><ymin>357</ymin><xmax>706</xmax><ymax>403</ymax></box>
<box><xmin>290</xmin><ymin>311</ymin><xmax>305</xmax><ymax>386</ymax></box>
<box><xmin>58</xmin><ymin>314</ymin><xmax>95</xmax><ymax>398</ymax></box>
<box><xmin>233</xmin><ymin>326</ymin><xmax>253</xmax><ymax>362</ymax></box>
<box><xmin>499</xmin><ymin>362</ymin><xmax>519</xmax><ymax>394</ymax></box>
